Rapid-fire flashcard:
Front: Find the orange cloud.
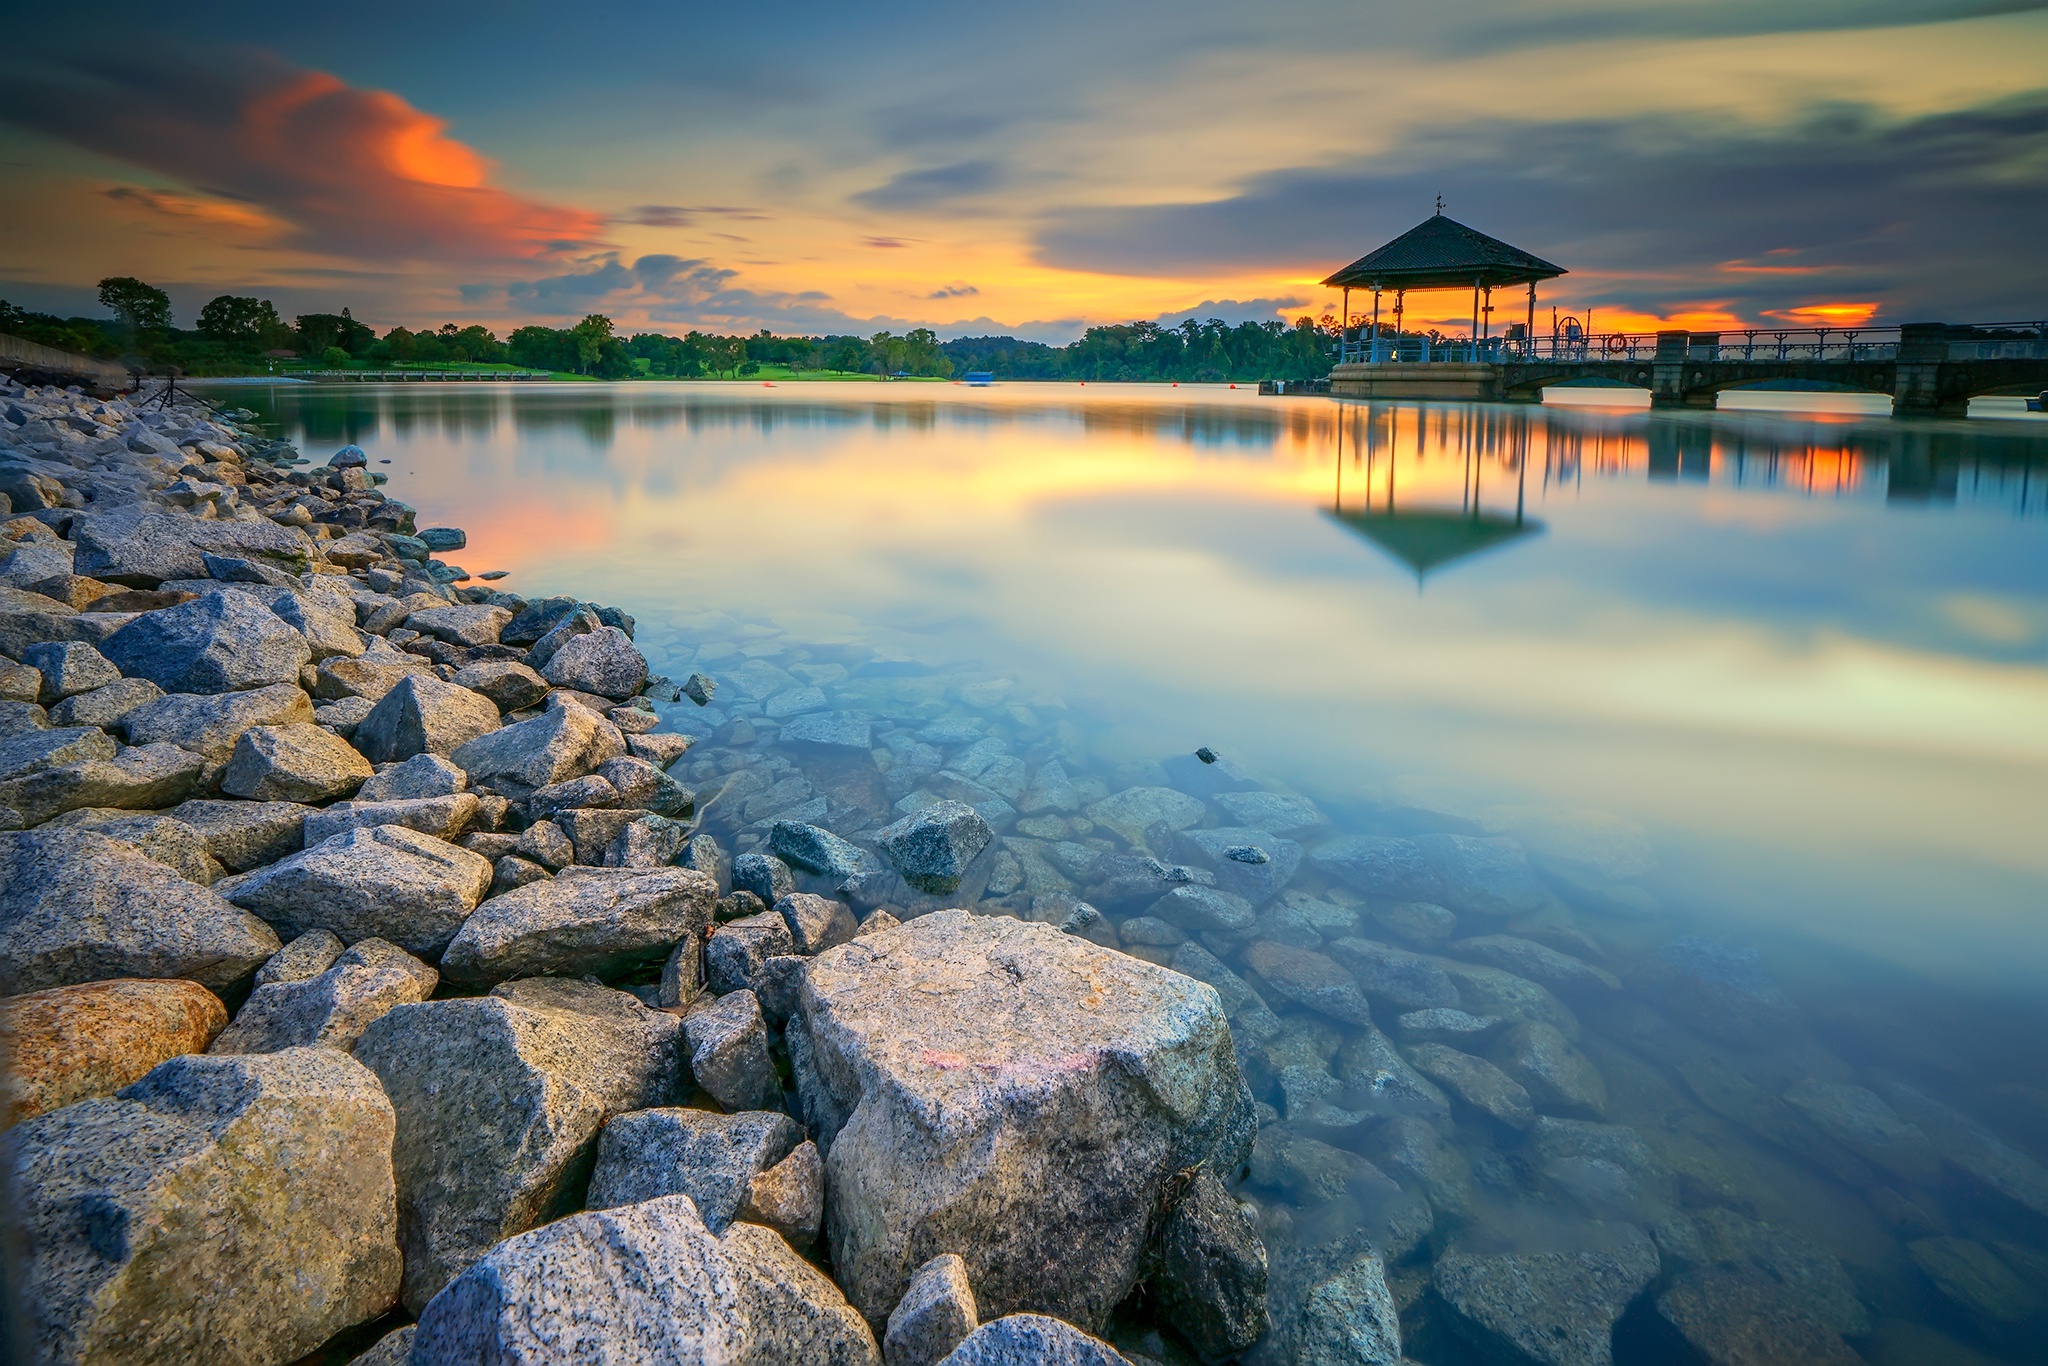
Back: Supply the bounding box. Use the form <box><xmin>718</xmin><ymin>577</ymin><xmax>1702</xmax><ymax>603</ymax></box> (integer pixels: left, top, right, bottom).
<box><xmin>0</xmin><ymin>52</ymin><xmax>607</xmax><ymax>265</ymax></box>
<box><xmin>104</xmin><ymin>186</ymin><xmax>279</xmax><ymax>232</ymax></box>
<box><xmin>1765</xmin><ymin>303</ymin><xmax>1882</xmax><ymax>326</ymax></box>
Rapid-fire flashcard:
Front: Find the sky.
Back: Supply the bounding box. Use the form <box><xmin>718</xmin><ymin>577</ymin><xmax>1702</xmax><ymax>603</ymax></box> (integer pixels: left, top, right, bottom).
<box><xmin>2</xmin><ymin>0</ymin><xmax>2045</xmax><ymax>342</ymax></box>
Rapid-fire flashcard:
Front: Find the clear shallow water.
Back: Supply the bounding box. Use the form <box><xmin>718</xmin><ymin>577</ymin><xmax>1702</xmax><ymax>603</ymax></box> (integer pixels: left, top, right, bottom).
<box><xmin>232</xmin><ymin>381</ymin><xmax>2048</xmax><ymax>1364</ymax></box>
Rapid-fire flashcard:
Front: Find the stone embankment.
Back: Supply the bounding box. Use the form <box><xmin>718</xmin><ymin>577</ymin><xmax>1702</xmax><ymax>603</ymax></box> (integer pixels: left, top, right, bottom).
<box><xmin>0</xmin><ymin>381</ymin><xmax>1263</xmax><ymax>1365</ymax></box>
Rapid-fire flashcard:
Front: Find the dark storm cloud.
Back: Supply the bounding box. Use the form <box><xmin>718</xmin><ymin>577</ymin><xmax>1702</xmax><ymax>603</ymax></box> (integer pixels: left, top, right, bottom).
<box><xmin>852</xmin><ymin>160</ymin><xmax>1006</xmax><ymax>210</ymax></box>
<box><xmin>1033</xmin><ymin>96</ymin><xmax>2048</xmax><ymax>319</ymax></box>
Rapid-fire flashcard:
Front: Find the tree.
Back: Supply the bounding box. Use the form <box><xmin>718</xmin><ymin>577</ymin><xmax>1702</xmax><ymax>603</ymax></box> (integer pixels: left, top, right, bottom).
<box><xmin>297</xmin><ymin>310</ymin><xmax>374</xmax><ymax>356</ymax></box>
<box><xmin>97</xmin><ymin>277</ymin><xmax>171</xmax><ymax>335</ymax></box>
<box><xmin>196</xmin><ymin>295</ymin><xmax>283</xmax><ymax>348</ymax></box>
<box><xmin>321</xmin><ymin>346</ymin><xmax>350</xmax><ymax>368</ymax></box>
<box><xmin>572</xmin><ymin>314</ymin><xmax>614</xmax><ymax>374</ymax></box>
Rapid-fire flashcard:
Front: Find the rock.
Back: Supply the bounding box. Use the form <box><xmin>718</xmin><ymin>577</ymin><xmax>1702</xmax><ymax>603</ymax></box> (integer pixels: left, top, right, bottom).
<box><xmin>886</xmin><ymin>1254</ymin><xmax>979</xmax><ymax>1366</ymax></box>
<box><xmin>526</xmin><ymin>605</ymin><xmax>600</xmax><ymax>668</ymax></box>
<box><xmin>20</xmin><ymin>640</ymin><xmax>120</xmax><ymax>702</ymax></box>
<box><xmin>450</xmin><ymin>657</ymin><xmax>548</xmax><ymax>712</ymax></box>
<box><xmin>772</xmin><ymin>819</ymin><xmax>874</xmax><ymax>880</ymax></box>
<box><xmin>1654</xmin><ymin>1267</ymin><xmax>1865</xmax><ymax>1366</ymax></box>
<box><xmin>1642</xmin><ymin>937</ymin><xmax>1799</xmax><ymax>1047</ymax></box>
<box><xmin>0</xmin><ymin>730</ymin><xmax>205</xmax><ymax>829</ymax></box>
<box><xmin>0</xmin><ymin>658</ymin><xmax>42</xmax><ymax>704</ymax></box>
<box><xmin>304</xmin><ymin>792</ymin><xmax>480</xmax><ymax>845</ymax></box>
<box><xmin>586</xmin><ymin>1107</ymin><xmax>800</xmax><ymax>1230</ymax></box>
<box><xmin>449</xmin><ymin>701</ymin><xmax>624</xmax><ymax>798</ymax></box>
<box><xmin>1371</xmin><ymin>900</ymin><xmax>1458</xmax><ymax>946</ymax></box>
<box><xmin>708</xmin><ymin>912</ymin><xmax>797</xmax><ymax>994</ymax></box>
<box><xmin>1907</xmin><ymin>1237</ymin><xmax>2043</xmax><ymax>1326</ymax></box>
<box><xmin>596</xmin><ymin>752</ymin><xmax>693</xmax><ymax>815</ymax></box>
<box><xmin>1213</xmin><ymin>789</ymin><xmax>1326</xmax><ymax>836</ymax></box>
<box><xmin>1176</xmin><ymin>825</ymin><xmax>1303</xmax><ymax>904</ymax></box>
<box><xmin>675</xmin><ymin>833</ymin><xmax>729</xmax><ymax>893</ymax></box>
<box><xmin>491</xmin><ymin>854</ymin><xmax>549</xmax><ymax>894</ymax></box>
<box><xmin>628</xmin><ymin>730</ymin><xmax>691</xmax><ymax>766</ymax></box>
<box><xmin>1149</xmin><ymin>1167</ymin><xmax>1269</xmax><ymax>1355</ymax></box>
<box><xmin>4</xmin><ymin>1047</ymin><xmax>400</xmax><ymax>1365</ymax></box>
<box><xmin>1493</xmin><ymin>1021</ymin><xmax>1607</xmax><ymax>1119</ymax></box>
<box><xmin>253</xmin><ymin>581</ymin><xmax>365</xmax><ymax>660</ymax></box>
<box><xmin>682</xmin><ymin>671</ymin><xmax>718</xmax><ymax>705</ymax></box>
<box><xmin>529</xmin><ymin>772</ymin><xmax>618</xmax><ymax>823</ymax></box>
<box><xmin>1433</xmin><ymin>1224</ymin><xmax>1660</xmax><ymax>1366</ymax></box>
<box><xmin>765</xmin><ymin>685</ymin><xmax>827</xmax><ymax>718</ymax></box>
<box><xmin>254</xmin><ymin>928</ymin><xmax>345</xmax><ymax>986</ymax></box>
<box><xmin>439</xmin><ymin>865</ymin><xmax>716</xmax><ymax>986</ymax></box>
<box><xmin>417</xmin><ymin>526</ymin><xmax>465</xmax><ymax>550</ymax></box>
<box><xmin>794</xmin><ymin>910</ymin><xmax>1254</xmax><ymax>1330</ymax></box>
<box><xmin>1414</xmin><ymin>834</ymin><xmax>1553</xmax><ymax>918</ymax></box>
<box><xmin>1085</xmin><ymin>785</ymin><xmax>1204</xmax><ymax>847</ymax></box>
<box><xmin>0</xmin><ymin>697</ymin><xmax>47</xmax><ymax>732</ymax></box>
<box><xmin>216</xmin><ymin>823</ymin><xmax>492</xmax><ymax>959</ymax></box>
<box><xmin>1242</xmin><ymin>940</ymin><xmax>1372</xmax><ymax>1025</ymax></box>
<box><xmin>42</xmin><ymin>806</ymin><xmax>224</xmax><ymax>884</ymax></box>
<box><xmin>734</xmin><ymin>849</ymin><xmax>797</xmax><ymax>905</ymax></box>
<box><xmin>780</xmin><ymin>891</ymin><xmax>859</xmax><ymax>955</ymax></box>
<box><xmin>357</xmin><ymin>751</ymin><xmax>466</xmax><ymax>801</ymax></box>
<box><xmin>1685</xmin><ymin>1208</ymin><xmax>1867</xmax><ymax>1336</ymax></box>
<box><xmin>785</xmin><ymin>711</ymin><xmax>874</xmax><ymax>748</ymax></box>
<box><xmin>875</xmin><ymin>800</ymin><xmax>993</xmax><ymax>895</ymax></box>
<box><xmin>405</xmin><ymin>602</ymin><xmax>509</xmax><ymax>647</ymax></box>
<box><xmin>1364</xmin><ymin>1114</ymin><xmax>1470</xmax><ymax>1215</ymax></box>
<box><xmin>1309</xmin><ymin>835</ymin><xmax>1439</xmax><ymax>901</ymax></box>
<box><xmin>937</xmin><ymin>1316</ymin><xmax>1132</xmax><ymax>1366</ymax></box>
<box><xmin>604</xmin><ymin>811</ymin><xmax>689</xmax><ymax>867</ymax></box>
<box><xmin>540</xmin><ymin>625</ymin><xmax>648</xmax><ymax>699</ymax></box>
<box><xmin>685</xmin><ymin>988</ymin><xmax>781</xmax><ymax>1112</ymax></box>
<box><xmin>314</xmin><ymin>654</ymin><xmax>432</xmax><ymax>703</ymax></box>
<box><xmin>409</xmin><ymin>1192</ymin><xmax>880</xmax><ymax>1366</ymax></box>
<box><xmin>1781</xmin><ymin>1078</ymin><xmax>1940</xmax><ymax>1185</ymax></box>
<box><xmin>168</xmin><ymin>797</ymin><xmax>310</xmax><ymax>870</ymax></box>
<box><xmin>1149</xmin><ymin>883</ymin><xmax>1256</xmax><ymax>933</ymax></box>
<box><xmin>1296</xmin><ymin>1251</ymin><xmax>1404</xmax><ymax>1366</ymax></box>
<box><xmin>100</xmin><ymin>589</ymin><xmax>310</xmax><ymax>694</ymax></box>
<box><xmin>1407</xmin><ymin>1043</ymin><xmax>1535</xmax><ymax>1128</ymax></box>
<box><xmin>45</xmin><ymin>676</ymin><xmax>163</xmax><ymax>729</ymax></box>
<box><xmin>557</xmin><ymin>806</ymin><xmax>641</xmax><ymax>864</ymax></box>
<box><xmin>1452</xmin><ymin>934</ymin><xmax>1619</xmax><ymax>994</ymax></box>
<box><xmin>220</xmin><ymin>721</ymin><xmax>373</xmax><ymax>801</ymax></box>
<box><xmin>1438</xmin><ymin>960</ymin><xmax>1581</xmax><ymax>1040</ymax></box>
<box><xmin>516</xmin><ymin>818</ymin><xmax>574</xmax><ymax>870</ymax></box>
<box><xmin>0</xmin><ymin>827</ymin><xmax>278</xmax><ymax>993</ymax></box>
<box><xmin>498</xmin><ymin>595</ymin><xmax>579</xmax><ymax>647</ymax></box>
<box><xmin>353</xmin><ymin>673</ymin><xmax>500</xmax><ymax>763</ymax></box>
<box><xmin>0</xmin><ymin>978</ymin><xmax>227</xmax><ymax>1122</ymax></box>
<box><xmin>69</xmin><ymin>508</ymin><xmax>313</xmax><ymax>588</ymax></box>
<box><xmin>743</xmin><ymin>1138</ymin><xmax>825</xmax><ymax>1250</ymax></box>
<box><xmin>1874</xmin><ymin>1075</ymin><xmax>2048</xmax><ymax>1220</ymax></box>
<box><xmin>1394</xmin><ymin>1007</ymin><xmax>1501</xmax><ymax>1044</ymax></box>
<box><xmin>121</xmin><ymin>680</ymin><xmax>314</xmax><ymax>762</ymax></box>
<box><xmin>211</xmin><ymin>937</ymin><xmax>437</xmax><ymax>1053</ymax></box>
<box><xmin>352</xmin><ymin>986</ymin><xmax>683</xmax><ymax>1311</ymax></box>
<box><xmin>1326</xmin><ymin>936</ymin><xmax>1461</xmax><ymax>1010</ymax></box>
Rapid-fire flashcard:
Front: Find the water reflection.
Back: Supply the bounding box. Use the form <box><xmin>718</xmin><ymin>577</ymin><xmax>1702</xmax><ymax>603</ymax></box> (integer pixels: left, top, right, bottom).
<box><xmin>214</xmin><ymin>380</ymin><xmax>2048</xmax><ymax>1362</ymax></box>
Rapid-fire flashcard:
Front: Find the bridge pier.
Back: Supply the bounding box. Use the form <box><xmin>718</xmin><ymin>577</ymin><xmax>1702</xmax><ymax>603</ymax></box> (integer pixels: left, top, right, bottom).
<box><xmin>1890</xmin><ymin>323</ymin><xmax>1972</xmax><ymax>418</ymax></box>
<box><xmin>1649</xmin><ymin>331</ymin><xmax>1717</xmax><ymax>409</ymax></box>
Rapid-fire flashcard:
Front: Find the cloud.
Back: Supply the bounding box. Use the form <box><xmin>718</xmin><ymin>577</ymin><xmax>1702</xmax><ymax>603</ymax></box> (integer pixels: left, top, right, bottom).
<box><xmin>1032</xmin><ymin>95</ymin><xmax>2048</xmax><ymax>321</ymax></box>
<box><xmin>0</xmin><ymin>49</ymin><xmax>608</xmax><ymax>264</ymax></box>
<box><xmin>104</xmin><ymin>185</ymin><xmax>278</xmax><ymax>231</ymax></box>
<box><xmin>928</xmin><ymin>284</ymin><xmax>980</xmax><ymax>298</ymax></box>
<box><xmin>1151</xmin><ymin>296</ymin><xmax>1310</xmax><ymax>328</ymax></box>
<box><xmin>475</xmin><ymin>251</ymin><xmax>911</xmax><ymax>334</ymax></box>
<box><xmin>615</xmin><ymin>204</ymin><xmax>767</xmax><ymax>227</ymax></box>
<box><xmin>851</xmin><ymin>159</ymin><xmax>1005</xmax><ymax>209</ymax></box>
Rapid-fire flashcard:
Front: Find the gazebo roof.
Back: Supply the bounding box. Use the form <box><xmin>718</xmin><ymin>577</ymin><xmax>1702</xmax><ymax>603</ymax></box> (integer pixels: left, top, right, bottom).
<box><xmin>1323</xmin><ymin>214</ymin><xmax>1567</xmax><ymax>291</ymax></box>
<box><xmin>1328</xmin><ymin>507</ymin><xmax>1544</xmax><ymax>579</ymax></box>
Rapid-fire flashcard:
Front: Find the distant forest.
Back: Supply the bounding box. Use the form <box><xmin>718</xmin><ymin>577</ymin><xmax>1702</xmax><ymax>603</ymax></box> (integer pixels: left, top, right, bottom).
<box><xmin>1</xmin><ymin>277</ymin><xmax>1338</xmax><ymax>383</ymax></box>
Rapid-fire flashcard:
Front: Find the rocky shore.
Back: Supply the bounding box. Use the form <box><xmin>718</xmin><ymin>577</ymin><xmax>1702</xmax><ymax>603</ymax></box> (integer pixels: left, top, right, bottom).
<box><xmin>4</xmin><ymin>376</ymin><xmax>2047</xmax><ymax>1366</ymax></box>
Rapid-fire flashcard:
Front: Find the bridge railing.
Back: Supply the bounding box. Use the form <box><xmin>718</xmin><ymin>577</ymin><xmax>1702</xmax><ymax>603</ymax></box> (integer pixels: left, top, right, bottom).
<box><xmin>1334</xmin><ymin>320</ymin><xmax>2048</xmax><ymax>366</ymax></box>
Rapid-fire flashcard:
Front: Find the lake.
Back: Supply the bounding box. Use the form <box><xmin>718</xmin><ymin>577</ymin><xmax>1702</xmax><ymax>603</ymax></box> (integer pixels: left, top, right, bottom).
<box><xmin>227</xmin><ymin>379</ymin><xmax>2048</xmax><ymax>1365</ymax></box>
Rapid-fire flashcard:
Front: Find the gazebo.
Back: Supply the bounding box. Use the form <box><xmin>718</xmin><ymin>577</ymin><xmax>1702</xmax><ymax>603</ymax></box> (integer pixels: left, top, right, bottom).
<box><xmin>1324</xmin><ymin>208</ymin><xmax>1566</xmax><ymax>362</ymax></box>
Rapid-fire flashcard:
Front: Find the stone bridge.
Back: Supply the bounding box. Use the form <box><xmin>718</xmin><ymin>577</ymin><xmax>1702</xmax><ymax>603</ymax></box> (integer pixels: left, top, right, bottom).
<box><xmin>1330</xmin><ymin>324</ymin><xmax>2048</xmax><ymax>417</ymax></box>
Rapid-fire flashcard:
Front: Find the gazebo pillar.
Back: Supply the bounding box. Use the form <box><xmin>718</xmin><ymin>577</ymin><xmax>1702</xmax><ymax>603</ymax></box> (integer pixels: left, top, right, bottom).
<box><xmin>1470</xmin><ymin>279</ymin><xmax>1481</xmax><ymax>361</ymax></box>
<box><xmin>1341</xmin><ymin>286</ymin><xmax>1351</xmax><ymax>363</ymax></box>
<box><xmin>1371</xmin><ymin>287</ymin><xmax>1381</xmax><ymax>361</ymax></box>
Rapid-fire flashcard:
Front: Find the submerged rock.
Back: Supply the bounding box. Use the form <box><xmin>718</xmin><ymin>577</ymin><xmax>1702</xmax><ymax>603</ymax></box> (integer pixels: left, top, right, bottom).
<box><xmin>1655</xmin><ymin>1266</ymin><xmax>1865</xmax><ymax>1366</ymax></box>
<box><xmin>1296</xmin><ymin>1251</ymin><xmax>1404</xmax><ymax>1366</ymax></box>
<box><xmin>793</xmin><ymin>909</ymin><xmax>1255</xmax><ymax>1330</ymax></box>
<box><xmin>1433</xmin><ymin>1224</ymin><xmax>1660</xmax><ymax>1366</ymax></box>
<box><xmin>4</xmin><ymin>1047</ymin><xmax>400</xmax><ymax>1365</ymax></box>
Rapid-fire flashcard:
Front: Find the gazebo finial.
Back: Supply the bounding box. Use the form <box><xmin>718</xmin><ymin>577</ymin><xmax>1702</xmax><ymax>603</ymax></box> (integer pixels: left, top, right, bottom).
<box><xmin>1434</xmin><ymin>194</ymin><xmax>1443</xmax><ymax>215</ymax></box>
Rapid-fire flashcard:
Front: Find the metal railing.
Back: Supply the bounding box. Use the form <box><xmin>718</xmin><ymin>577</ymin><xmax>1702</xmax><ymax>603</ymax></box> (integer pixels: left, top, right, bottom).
<box><xmin>1334</xmin><ymin>320</ymin><xmax>2048</xmax><ymax>366</ymax></box>
<box><xmin>288</xmin><ymin>369</ymin><xmax>553</xmax><ymax>382</ymax></box>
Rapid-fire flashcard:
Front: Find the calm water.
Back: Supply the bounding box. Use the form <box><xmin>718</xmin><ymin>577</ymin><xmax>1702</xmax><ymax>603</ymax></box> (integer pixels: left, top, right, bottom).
<box><xmin>229</xmin><ymin>381</ymin><xmax>2048</xmax><ymax>1364</ymax></box>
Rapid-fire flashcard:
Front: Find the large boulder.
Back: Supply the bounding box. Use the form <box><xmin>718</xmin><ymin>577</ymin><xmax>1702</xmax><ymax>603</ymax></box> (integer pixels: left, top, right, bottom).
<box><xmin>42</xmin><ymin>808</ymin><xmax>223</xmax><ymax>885</ymax></box>
<box><xmin>0</xmin><ymin>729</ymin><xmax>204</xmax><ymax>829</ymax></box>
<box><xmin>0</xmin><ymin>978</ymin><xmax>227</xmax><ymax>1122</ymax></box>
<box><xmin>586</xmin><ymin>1107</ymin><xmax>800</xmax><ymax>1231</ymax></box>
<box><xmin>167</xmin><ymin>797</ymin><xmax>310</xmax><ymax>871</ymax></box>
<box><xmin>351</xmin><ymin>983</ymin><xmax>684</xmax><ymax>1312</ymax></box>
<box><xmin>438</xmin><ymin>865</ymin><xmax>717</xmax><ymax>986</ymax></box>
<box><xmin>3</xmin><ymin>1047</ymin><xmax>400</xmax><ymax>1364</ymax></box>
<box><xmin>302</xmin><ymin>792</ymin><xmax>480</xmax><ymax>846</ymax></box>
<box><xmin>875</xmin><ymin>800</ymin><xmax>993</xmax><ymax>894</ymax></box>
<box><xmin>220</xmin><ymin>722</ymin><xmax>373</xmax><ymax>802</ymax></box>
<box><xmin>69</xmin><ymin>507</ymin><xmax>313</xmax><ymax>587</ymax></box>
<box><xmin>120</xmin><ymin>680</ymin><xmax>314</xmax><ymax>762</ymax></box>
<box><xmin>215</xmin><ymin>824</ymin><xmax>492</xmax><ymax>959</ymax></box>
<box><xmin>406</xmin><ymin>602</ymin><xmax>511</xmax><ymax>647</ymax></box>
<box><xmin>352</xmin><ymin>674</ymin><xmax>500</xmax><ymax>764</ymax></box>
<box><xmin>211</xmin><ymin>937</ymin><xmax>438</xmax><ymax>1054</ymax></box>
<box><xmin>0</xmin><ymin>828</ymin><xmax>279</xmax><ymax>993</ymax></box>
<box><xmin>100</xmin><ymin>590</ymin><xmax>310</xmax><ymax>694</ymax></box>
<box><xmin>539</xmin><ymin>625</ymin><xmax>648</xmax><ymax>699</ymax></box>
<box><xmin>793</xmin><ymin>910</ymin><xmax>1255</xmax><ymax>1330</ymax></box>
<box><xmin>409</xmin><ymin>1192</ymin><xmax>880</xmax><ymax>1365</ymax></box>
<box><xmin>450</xmin><ymin>702</ymin><xmax>625</xmax><ymax>798</ymax></box>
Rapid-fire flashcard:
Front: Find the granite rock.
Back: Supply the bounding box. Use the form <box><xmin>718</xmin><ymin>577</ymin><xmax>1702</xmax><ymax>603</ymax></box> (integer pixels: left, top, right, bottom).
<box><xmin>439</xmin><ymin>865</ymin><xmax>716</xmax><ymax>986</ymax></box>
<box><xmin>211</xmin><ymin>937</ymin><xmax>437</xmax><ymax>1054</ymax></box>
<box><xmin>586</xmin><ymin>1107</ymin><xmax>800</xmax><ymax>1231</ymax></box>
<box><xmin>216</xmin><ymin>823</ymin><xmax>492</xmax><ymax>959</ymax></box>
<box><xmin>100</xmin><ymin>589</ymin><xmax>309</xmax><ymax>694</ymax></box>
<box><xmin>0</xmin><ymin>978</ymin><xmax>227</xmax><ymax>1122</ymax></box>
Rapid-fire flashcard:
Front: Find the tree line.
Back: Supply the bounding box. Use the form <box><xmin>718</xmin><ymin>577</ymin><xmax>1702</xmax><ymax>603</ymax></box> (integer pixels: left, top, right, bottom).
<box><xmin>0</xmin><ymin>276</ymin><xmax>1339</xmax><ymax>382</ymax></box>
